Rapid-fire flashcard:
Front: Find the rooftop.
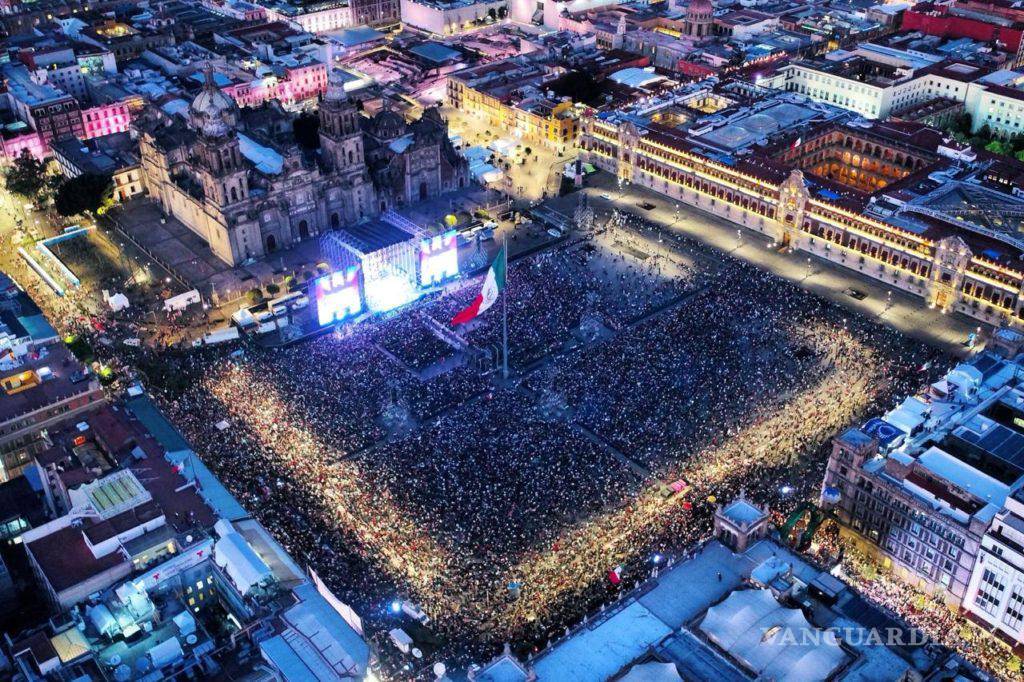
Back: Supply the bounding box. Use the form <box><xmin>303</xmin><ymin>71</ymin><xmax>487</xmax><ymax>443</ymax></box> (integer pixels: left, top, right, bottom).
<box><xmin>26</xmin><ymin>525</ymin><xmax>128</xmax><ymax>593</ymax></box>
<box><xmin>478</xmin><ymin>538</ymin><xmax>951</xmax><ymax>681</ymax></box>
<box><xmin>0</xmin><ymin>343</ymin><xmax>102</xmax><ymax>425</ymax></box>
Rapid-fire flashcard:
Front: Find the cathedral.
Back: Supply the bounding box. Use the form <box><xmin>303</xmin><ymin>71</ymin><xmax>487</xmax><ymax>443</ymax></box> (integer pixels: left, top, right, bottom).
<box><xmin>136</xmin><ymin>69</ymin><xmax>469</xmax><ymax>266</ymax></box>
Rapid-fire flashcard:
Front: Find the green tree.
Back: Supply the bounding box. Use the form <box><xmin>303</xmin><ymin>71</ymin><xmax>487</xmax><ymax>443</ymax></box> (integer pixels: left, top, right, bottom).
<box><xmin>952</xmin><ymin>112</ymin><xmax>972</xmax><ymax>136</ymax></box>
<box><xmin>4</xmin><ymin>150</ymin><xmax>48</xmax><ymax>200</ymax></box>
<box><xmin>265</xmin><ymin>283</ymin><xmax>281</xmax><ymax>296</ymax></box>
<box><xmin>247</xmin><ymin>288</ymin><xmax>264</xmax><ymax>305</ymax></box>
<box><xmin>985</xmin><ymin>139</ymin><xmax>1007</xmax><ymax>155</ymax></box>
<box><xmin>53</xmin><ymin>173</ymin><xmax>113</xmax><ymax>217</ymax></box>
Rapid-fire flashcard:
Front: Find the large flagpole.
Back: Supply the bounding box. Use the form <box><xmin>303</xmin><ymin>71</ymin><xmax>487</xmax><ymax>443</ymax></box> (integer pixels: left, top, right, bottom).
<box><xmin>502</xmin><ymin>235</ymin><xmax>508</xmax><ymax>380</ymax></box>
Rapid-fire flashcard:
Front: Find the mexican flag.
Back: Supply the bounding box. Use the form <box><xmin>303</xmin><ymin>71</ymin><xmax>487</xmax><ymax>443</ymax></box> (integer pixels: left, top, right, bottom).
<box><xmin>452</xmin><ymin>246</ymin><xmax>506</xmax><ymax>325</ymax></box>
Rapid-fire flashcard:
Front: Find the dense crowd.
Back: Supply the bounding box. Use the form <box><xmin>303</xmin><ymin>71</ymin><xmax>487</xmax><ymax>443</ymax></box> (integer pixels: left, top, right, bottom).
<box><xmin>152</xmin><ymin>214</ymin><xmax>949</xmax><ymax>671</ymax></box>
<box><xmin>9</xmin><ymin>205</ymin><xmax>1014</xmax><ymax>678</ymax></box>
<box><xmin>807</xmin><ymin>527</ymin><xmax>1019</xmax><ymax>677</ymax></box>
<box><xmin>370</xmin><ymin>312</ymin><xmax>462</xmax><ymax>373</ymax></box>
<box><xmin>422</xmin><ymin>226</ymin><xmax>697</xmax><ymax>367</ymax></box>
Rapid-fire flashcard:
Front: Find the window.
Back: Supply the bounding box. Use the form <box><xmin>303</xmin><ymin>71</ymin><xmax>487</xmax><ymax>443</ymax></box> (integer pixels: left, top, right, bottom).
<box><xmin>976</xmin><ymin>568</ymin><xmax>1006</xmax><ymax>616</ymax></box>
<box><xmin>1003</xmin><ymin>585</ymin><xmax>1024</xmax><ymax>630</ymax></box>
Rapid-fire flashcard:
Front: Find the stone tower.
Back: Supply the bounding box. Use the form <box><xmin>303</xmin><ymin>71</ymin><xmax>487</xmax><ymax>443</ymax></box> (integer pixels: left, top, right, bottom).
<box><xmin>190</xmin><ymin>67</ymin><xmax>248</xmax><ymax>208</ymax></box>
<box><xmin>319</xmin><ymin>69</ymin><xmax>366</xmax><ymax>175</ymax></box>
<box><xmin>926</xmin><ymin>235</ymin><xmax>972</xmax><ymax>314</ymax></box>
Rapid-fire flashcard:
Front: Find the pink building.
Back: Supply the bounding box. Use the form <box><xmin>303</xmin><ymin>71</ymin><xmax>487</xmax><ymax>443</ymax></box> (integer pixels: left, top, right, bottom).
<box><xmin>81</xmin><ymin>102</ymin><xmax>131</xmax><ymax>140</ymax></box>
<box><xmin>224</xmin><ymin>62</ymin><xmax>328</xmax><ymax>109</ymax></box>
<box><xmin>1</xmin><ymin>130</ymin><xmax>47</xmax><ymax>161</ymax></box>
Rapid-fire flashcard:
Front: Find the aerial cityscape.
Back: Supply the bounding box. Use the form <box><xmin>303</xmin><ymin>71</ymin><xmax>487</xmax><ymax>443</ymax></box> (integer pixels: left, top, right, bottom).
<box><xmin>5</xmin><ymin>0</ymin><xmax>1024</xmax><ymax>679</ymax></box>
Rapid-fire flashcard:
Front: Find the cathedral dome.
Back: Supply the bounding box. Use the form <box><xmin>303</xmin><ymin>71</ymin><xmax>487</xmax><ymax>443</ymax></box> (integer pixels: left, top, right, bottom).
<box><xmin>687</xmin><ymin>0</ymin><xmax>713</xmax><ymax>17</ymax></box>
<box><xmin>372</xmin><ymin>109</ymin><xmax>406</xmax><ymax>140</ymax></box>
<box><xmin>190</xmin><ymin>67</ymin><xmax>238</xmax><ymax>138</ymax></box>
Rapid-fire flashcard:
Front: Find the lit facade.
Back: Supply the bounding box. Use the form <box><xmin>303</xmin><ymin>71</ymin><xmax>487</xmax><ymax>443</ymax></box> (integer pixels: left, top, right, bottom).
<box><xmin>80</xmin><ymin>101</ymin><xmax>132</xmax><ymax>140</ymax></box>
<box><xmin>767</xmin><ymin>56</ymin><xmax>1024</xmax><ymax>139</ymax></box>
<box><xmin>821</xmin><ymin>355</ymin><xmax>1024</xmax><ymax>606</ymax></box>
<box><xmin>580</xmin><ymin>106</ymin><xmax>1024</xmax><ymax>329</ymax></box>
<box><xmin>223</xmin><ymin>62</ymin><xmax>328</xmax><ymax>110</ymax></box>
<box><xmin>447</xmin><ymin>61</ymin><xmax>579</xmax><ymax>148</ymax></box>
<box><xmin>964</xmin><ymin>491</ymin><xmax>1024</xmax><ymax>645</ymax></box>
<box><xmin>139</xmin><ymin>70</ymin><xmax>466</xmax><ymax>267</ymax></box>
<box><xmin>399</xmin><ymin>0</ymin><xmax>507</xmax><ymax>35</ymax></box>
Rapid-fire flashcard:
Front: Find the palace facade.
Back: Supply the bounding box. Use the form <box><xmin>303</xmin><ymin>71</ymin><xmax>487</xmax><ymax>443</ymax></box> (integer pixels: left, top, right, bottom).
<box><xmin>580</xmin><ymin>86</ymin><xmax>1024</xmax><ymax>329</ymax></box>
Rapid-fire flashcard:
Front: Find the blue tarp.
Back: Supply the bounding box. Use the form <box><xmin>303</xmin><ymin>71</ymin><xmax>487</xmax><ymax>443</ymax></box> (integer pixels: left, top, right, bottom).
<box><xmin>409</xmin><ymin>42</ymin><xmax>460</xmax><ymax>64</ymax></box>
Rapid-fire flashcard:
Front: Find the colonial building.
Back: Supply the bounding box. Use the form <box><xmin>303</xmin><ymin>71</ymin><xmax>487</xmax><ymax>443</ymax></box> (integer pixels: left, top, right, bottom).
<box><xmin>137</xmin><ymin>68</ymin><xmax>468</xmax><ymax>266</ymax></box>
<box><xmin>580</xmin><ymin>86</ymin><xmax>1024</xmax><ymax>330</ymax></box>
<box><xmin>363</xmin><ymin>105</ymin><xmax>471</xmax><ymax>208</ymax></box>
<box><xmin>820</xmin><ymin>353</ymin><xmax>1024</xmax><ymax>605</ymax></box>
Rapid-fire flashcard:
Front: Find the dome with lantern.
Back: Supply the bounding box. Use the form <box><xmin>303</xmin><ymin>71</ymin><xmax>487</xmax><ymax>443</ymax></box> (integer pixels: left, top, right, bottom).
<box><xmin>190</xmin><ymin>67</ymin><xmax>239</xmax><ymax>138</ymax></box>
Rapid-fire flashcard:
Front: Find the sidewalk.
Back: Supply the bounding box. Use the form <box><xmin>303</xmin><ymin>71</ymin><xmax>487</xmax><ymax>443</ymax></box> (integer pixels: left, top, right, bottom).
<box><xmin>569</xmin><ymin>172</ymin><xmax>978</xmax><ymax>358</ymax></box>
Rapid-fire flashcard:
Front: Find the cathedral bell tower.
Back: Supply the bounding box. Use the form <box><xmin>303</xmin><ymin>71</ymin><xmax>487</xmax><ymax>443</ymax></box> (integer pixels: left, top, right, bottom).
<box><xmin>190</xmin><ymin>66</ymin><xmax>248</xmax><ymax>208</ymax></box>
<box><xmin>319</xmin><ymin>69</ymin><xmax>365</xmax><ymax>175</ymax></box>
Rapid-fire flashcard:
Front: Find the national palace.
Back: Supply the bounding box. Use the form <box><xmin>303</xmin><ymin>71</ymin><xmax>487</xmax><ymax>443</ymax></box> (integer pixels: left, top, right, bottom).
<box><xmin>581</xmin><ymin>82</ymin><xmax>1024</xmax><ymax>329</ymax></box>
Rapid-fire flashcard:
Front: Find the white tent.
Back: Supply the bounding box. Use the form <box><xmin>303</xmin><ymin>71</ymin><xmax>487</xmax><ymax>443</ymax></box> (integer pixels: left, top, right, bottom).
<box><xmin>214</xmin><ymin>531</ymin><xmax>273</xmax><ymax>595</ymax></box>
<box><xmin>173</xmin><ymin>610</ymin><xmax>196</xmax><ymax>637</ymax></box>
<box><xmin>699</xmin><ymin>589</ymin><xmax>849</xmax><ymax>682</ymax></box>
<box><xmin>147</xmin><ymin>637</ymin><xmax>183</xmax><ymax>669</ymax></box>
<box><xmin>163</xmin><ymin>289</ymin><xmax>201</xmax><ymax>312</ymax></box>
<box><xmin>106</xmin><ymin>292</ymin><xmax>130</xmax><ymax>312</ymax></box>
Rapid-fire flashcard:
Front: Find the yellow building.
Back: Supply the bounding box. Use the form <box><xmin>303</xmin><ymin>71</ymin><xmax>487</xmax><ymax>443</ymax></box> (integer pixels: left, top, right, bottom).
<box><xmin>447</xmin><ymin>57</ymin><xmax>578</xmax><ymax>148</ymax></box>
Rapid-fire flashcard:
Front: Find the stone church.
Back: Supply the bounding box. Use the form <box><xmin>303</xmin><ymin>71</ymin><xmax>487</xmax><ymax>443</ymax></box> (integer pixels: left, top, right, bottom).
<box><xmin>136</xmin><ymin>68</ymin><xmax>469</xmax><ymax>266</ymax></box>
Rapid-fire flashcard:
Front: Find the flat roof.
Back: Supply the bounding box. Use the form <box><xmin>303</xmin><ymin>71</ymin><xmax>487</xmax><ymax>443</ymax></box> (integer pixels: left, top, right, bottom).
<box><xmin>408</xmin><ymin>41</ymin><xmax>461</xmax><ymax>64</ymax></box>
<box><xmin>0</xmin><ymin>344</ymin><xmax>101</xmax><ymax>425</ymax></box>
<box><xmin>333</xmin><ymin>220</ymin><xmax>415</xmax><ymax>254</ymax></box>
<box><xmin>27</xmin><ymin>525</ymin><xmax>127</xmax><ymax>593</ymax></box>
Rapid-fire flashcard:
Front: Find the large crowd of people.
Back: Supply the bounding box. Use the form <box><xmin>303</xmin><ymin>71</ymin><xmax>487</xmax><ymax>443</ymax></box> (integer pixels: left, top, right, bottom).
<box><xmin>810</xmin><ymin>528</ymin><xmax>1019</xmax><ymax>676</ymax></box>
<box><xmin>152</xmin><ymin>211</ymin><xmax>949</xmax><ymax>670</ymax></box>
<box><xmin>7</xmin><ymin>202</ymin><xmax>1014</xmax><ymax>678</ymax></box>
<box><xmin>421</xmin><ymin>225</ymin><xmax>698</xmax><ymax>368</ymax></box>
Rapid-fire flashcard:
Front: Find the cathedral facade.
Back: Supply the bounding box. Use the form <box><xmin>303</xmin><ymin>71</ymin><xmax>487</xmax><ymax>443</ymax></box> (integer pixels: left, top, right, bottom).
<box><xmin>136</xmin><ymin>70</ymin><xmax>469</xmax><ymax>266</ymax></box>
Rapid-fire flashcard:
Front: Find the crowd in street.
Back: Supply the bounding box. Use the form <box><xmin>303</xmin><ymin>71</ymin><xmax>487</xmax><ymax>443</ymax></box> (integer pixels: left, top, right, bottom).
<box><xmin>423</xmin><ymin>227</ymin><xmax>697</xmax><ymax>367</ymax></box>
<box><xmin>810</xmin><ymin>529</ymin><xmax>1019</xmax><ymax>676</ymax></box>
<box><xmin>370</xmin><ymin>312</ymin><xmax>461</xmax><ymax>373</ymax></box>
<box><xmin>151</xmin><ymin>215</ymin><xmax>949</xmax><ymax>670</ymax></box>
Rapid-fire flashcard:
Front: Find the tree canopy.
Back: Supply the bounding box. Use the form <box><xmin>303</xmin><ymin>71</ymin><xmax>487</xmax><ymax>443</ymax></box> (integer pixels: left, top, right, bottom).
<box><xmin>4</xmin><ymin>150</ymin><xmax>48</xmax><ymax>200</ymax></box>
<box><xmin>53</xmin><ymin>173</ymin><xmax>114</xmax><ymax>217</ymax></box>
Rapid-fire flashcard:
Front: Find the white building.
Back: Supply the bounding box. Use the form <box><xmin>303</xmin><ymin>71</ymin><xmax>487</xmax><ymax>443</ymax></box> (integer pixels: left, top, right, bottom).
<box><xmin>400</xmin><ymin>0</ymin><xmax>507</xmax><ymax>34</ymax></box>
<box><xmin>509</xmin><ymin>0</ymin><xmax>620</xmax><ymax>27</ymax></box>
<box><xmin>964</xmin><ymin>490</ymin><xmax>1024</xmax><ymax>644</ymax></box>
<box><xmin>767</xmin><ymin>47</ymin><xmax>1024</xmax><ymax>138</ymax></box>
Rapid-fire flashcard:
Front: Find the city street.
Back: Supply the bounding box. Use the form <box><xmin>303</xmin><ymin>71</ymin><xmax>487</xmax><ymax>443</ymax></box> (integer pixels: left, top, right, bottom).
<box><xmin>548</xmin><ymin>172</ymin><xmax>979</xmax><ymax>357</ymax></box>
